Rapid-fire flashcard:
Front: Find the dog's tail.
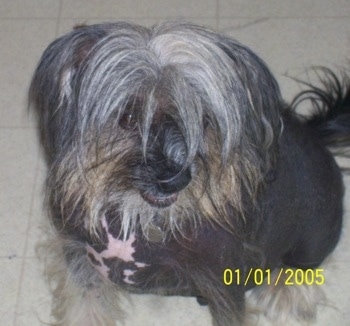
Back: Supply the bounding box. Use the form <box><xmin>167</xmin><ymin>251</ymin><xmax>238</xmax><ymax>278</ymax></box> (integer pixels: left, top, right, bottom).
<box><xmin>291</xmin><ymin>68</ymin><xmax>350</xmax><ymax>156</ymax></box>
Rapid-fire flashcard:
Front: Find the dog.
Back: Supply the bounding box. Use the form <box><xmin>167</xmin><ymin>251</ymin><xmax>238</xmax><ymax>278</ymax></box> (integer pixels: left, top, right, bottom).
<box><xmin>30</xmin><ymin>21</ymin><xmax>350</xmax><ymax>326</ymax></box>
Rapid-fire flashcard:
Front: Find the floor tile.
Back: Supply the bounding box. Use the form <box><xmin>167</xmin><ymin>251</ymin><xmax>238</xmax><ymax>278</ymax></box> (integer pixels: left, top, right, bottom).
<box><xmin>0</xmin><ymin>0</ymin><xmax>61</xmax><ymax>18</ymax></box>
<box><xmin>0</xmin><ymin>128</ymin><xmax>38</xmax><ymax>257</ymax></box>
<box><xmin>316</xmin><ymin>210</ymin><xmax>350</xmax><ymax>325</ymax></box>
<box><xmin>0</xmin><ymin>257</ymin><xmax>22</xmax><ymax>326</ymax></box>
<box><xmin>219</xmin><ymin>18</ymin><xmax>350</xmax><ymax>101</ymax></box>
<box><xmin>0</xmin><ymin>19</ymin><xmax>57</xmax><ymax>128</ymax></box>
<box><xmin>124</xmin><ymin>295</ymin><xmax>211</xmax><ymax>325</ymax></box>
<box><xmin>218</xmin><ymin>0</ymin><xmax>350</xmax><ymax>18</ymax></box>
<box><xmin>60</xmin><ymin>0</ymin><xmax>217</xmax><ymax>19</ymax></box>
<box><xmin>15</xmin><ymin>258</ymin><xmax>51</xmax><ymax>326</ymax></box>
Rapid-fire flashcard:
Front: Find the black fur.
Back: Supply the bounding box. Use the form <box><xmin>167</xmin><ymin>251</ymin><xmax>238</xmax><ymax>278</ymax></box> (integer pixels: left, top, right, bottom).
<box><xmin>292</xmin><ymin>68</ymin><xmax>350</xmax><ymax>149</ymax></box>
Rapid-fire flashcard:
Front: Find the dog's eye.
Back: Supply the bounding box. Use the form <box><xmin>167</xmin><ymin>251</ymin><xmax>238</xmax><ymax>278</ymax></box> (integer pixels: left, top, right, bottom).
<box><xmin>120</xmin><ymin>113</ymin><xmax>137</xmax><ymax>130</ymax></box>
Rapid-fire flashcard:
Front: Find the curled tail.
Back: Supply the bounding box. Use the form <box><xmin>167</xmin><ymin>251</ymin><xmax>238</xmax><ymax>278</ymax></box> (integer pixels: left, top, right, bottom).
<box><xmin>291</xmin><ymin>67</ymin><xmax>350</xmax><ymax>152</ymax></box>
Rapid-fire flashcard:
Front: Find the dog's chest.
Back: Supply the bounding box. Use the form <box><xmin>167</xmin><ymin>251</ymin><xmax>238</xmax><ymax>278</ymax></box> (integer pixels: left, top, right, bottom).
<box><xmin>86</xmin><ymin>216</ymin><xmax>150</xmax><ymax>285</ymax></box>
<box><xmin>84</xmin><ymin>216</ymin><xmax>236</xmax><ymax>290</ymax></box>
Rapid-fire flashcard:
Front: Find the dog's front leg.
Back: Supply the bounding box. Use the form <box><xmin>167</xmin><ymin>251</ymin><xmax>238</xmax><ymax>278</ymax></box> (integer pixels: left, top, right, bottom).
<box><xmin>44</xmin><ymin>238</ymin><xmax>126</xmax><ymax>326</ymax></box>
<box><xmin>189</xmin><ymin>267</ymin><xmax>246</xmax><ymax>326</ymax></box>
<box><xmin>208</xmin><ymin>289</ymin><xmax>245</xmax><ymax>326</ymax></box>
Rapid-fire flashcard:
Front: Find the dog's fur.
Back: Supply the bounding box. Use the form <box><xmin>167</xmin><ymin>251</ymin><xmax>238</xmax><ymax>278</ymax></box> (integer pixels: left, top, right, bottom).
<box><xmin>30</xmin><ymin>22</ymin><xmax>350</xmax><ymax>326</ymax></box>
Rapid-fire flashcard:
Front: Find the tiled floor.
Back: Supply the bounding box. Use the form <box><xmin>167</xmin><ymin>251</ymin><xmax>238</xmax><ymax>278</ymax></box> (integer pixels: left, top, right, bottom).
<box><xmin>1</xmin><ymin>1</ymin><xmax>349</xmax><ymax>325</ymax></box>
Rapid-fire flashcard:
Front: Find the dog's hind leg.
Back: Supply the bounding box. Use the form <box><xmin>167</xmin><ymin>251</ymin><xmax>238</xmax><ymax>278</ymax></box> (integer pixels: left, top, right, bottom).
<box><xmin>247</xmin><ymin>268</ymin><xmax>326</xmax><ymax>325</ymax></box>
<box><xmin>282</xmin><ymin>171</ymin><xmax>343</xmax><ymax>270</ymax></box>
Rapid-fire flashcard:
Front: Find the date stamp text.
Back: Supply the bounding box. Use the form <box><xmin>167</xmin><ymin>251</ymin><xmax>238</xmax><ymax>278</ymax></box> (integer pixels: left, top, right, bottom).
<box><xmin>223</xmin><ymin>268</ymin><xmax>325</xmax><ymax>286</ymax></box>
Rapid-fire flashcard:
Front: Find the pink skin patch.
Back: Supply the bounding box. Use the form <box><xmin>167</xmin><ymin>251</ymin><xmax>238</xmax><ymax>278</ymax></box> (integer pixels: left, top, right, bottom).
<box><xmin>123</xmin><ymin>269</ymin><xmax>136</xmax><ymax>284</ymax></box>
<box><xmin>86</xmin><ymin>215</ymin><xmax>149</xmax><ymax>283</ymax></box>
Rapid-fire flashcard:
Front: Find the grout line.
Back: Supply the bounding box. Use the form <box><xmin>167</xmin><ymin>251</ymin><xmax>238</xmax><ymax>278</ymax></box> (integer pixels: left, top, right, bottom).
<box><xmin>0</xmin><ymin>255</ymin><xmax>20</xmax><ymax>259</ymax></box>
<box><xmin>215</xmin><ymin>0</ymin><xmax>220</xmax><ymax>30</ymax></box>
<box><xmin>13</xmin><ymin>145</ymin><xmax>41</xmax><ymax>326</ymax></box>
<box><xmin>55</xmin><ymin>16</ymin><xmax>220</xmax><ymax>22</ymax></box>
<box><xmin>219</xmin><ymin>17</ymin><xmax>271</xmax><ymax>33</ymax></box>
<box><xmin>0</xmin><ymin>15</ymin><xmax>349</xmax><ymax>20</ymax></box>
<box><xmin>54</xmin><ymin>0</ymin><xmax>64</xmax><ymax>36</ymax></box>
<box><xmin>0</xmin><ymin>126</ymin><xmax>38</xmax><ymax>129</ymax></box>
<box><xmin>50</xmin><ymin>15</ymin><xmax>350</xmax><ymax>20</ymax></box>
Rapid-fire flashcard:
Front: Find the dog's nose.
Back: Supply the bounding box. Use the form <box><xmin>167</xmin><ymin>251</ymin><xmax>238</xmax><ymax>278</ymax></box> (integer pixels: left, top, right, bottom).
<box><xmin>156</xmin><ymin>166</ymin><xmax>192</xmax><ymax>194</ymax></box>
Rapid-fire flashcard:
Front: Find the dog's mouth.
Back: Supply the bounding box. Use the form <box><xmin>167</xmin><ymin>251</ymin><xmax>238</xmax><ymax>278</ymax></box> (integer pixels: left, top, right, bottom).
<box><xmin>141</xmin><ymin>192</ymin><xmax>178</xmax><ymax>208</ymax></box>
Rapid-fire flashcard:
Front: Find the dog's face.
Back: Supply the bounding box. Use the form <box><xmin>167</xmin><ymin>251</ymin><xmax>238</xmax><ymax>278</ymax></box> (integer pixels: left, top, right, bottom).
<box><xmin>30</xmin><ymin>22</ymin><xmax>282</xmax><ymax>239</ymax></box>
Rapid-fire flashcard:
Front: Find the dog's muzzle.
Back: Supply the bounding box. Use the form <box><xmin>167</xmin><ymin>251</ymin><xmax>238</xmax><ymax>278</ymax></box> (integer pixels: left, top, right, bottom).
<box><xmin>140</xmin><ymin>164</ymin><xmax>192</xmax><ymax>208</ymax></box>
<box><xmin>134</xmin><ymin>117</ymin><xmax>193</xmax><ymax>208</ymax></box>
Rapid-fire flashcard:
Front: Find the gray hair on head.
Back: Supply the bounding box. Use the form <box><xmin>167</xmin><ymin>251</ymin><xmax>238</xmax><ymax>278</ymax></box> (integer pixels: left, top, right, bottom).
<box><xmin>32</xmin><ymin>20</ymin><xmax>282</xmax><ymax>168</ymax></box>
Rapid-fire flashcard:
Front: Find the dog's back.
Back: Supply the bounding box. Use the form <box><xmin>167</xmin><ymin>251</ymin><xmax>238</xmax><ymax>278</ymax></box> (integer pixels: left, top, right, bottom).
<box><xmin>254</xmin><ymin>110</ymin><xmax>343</xmax><ymax>269</ymax></box>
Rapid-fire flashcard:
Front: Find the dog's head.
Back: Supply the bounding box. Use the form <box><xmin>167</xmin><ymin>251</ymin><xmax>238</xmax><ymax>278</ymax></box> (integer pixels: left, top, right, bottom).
<box><xmin>30</xmin><ymin>22</ymin><xmax>282</xmax><ymax>239</ymax></box>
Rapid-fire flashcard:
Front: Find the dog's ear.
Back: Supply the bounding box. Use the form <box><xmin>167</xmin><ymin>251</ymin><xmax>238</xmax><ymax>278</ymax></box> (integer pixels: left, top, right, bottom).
<box><xmin>29</xmin><ymin>25</ymin><xmax>106</xmax><ymax>160</ymax></box>
<box><xmin>214</xmin><ymin>36</ymin><xmax>284</xmax><ymax>175</ymax></box>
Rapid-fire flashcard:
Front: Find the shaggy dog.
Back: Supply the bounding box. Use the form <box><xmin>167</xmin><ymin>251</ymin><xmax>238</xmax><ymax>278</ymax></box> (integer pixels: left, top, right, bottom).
<box><xmin>30</xmin><ymin>22</ymin><xmax>350</xmax><ymax>325</ymax></box>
